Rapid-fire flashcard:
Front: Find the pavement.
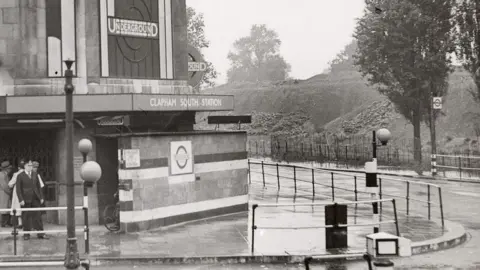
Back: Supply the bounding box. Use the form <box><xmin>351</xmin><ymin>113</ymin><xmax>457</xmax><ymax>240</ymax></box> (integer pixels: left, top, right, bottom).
<box><xmin>254</xmin><ymin>158</ymin><xmax>480</xmax><ymax>269</ymax></box>
<box><xmin>0</xmin><ymin>158</ymin><xmax>468</xmax><ymax>269</ymax></box>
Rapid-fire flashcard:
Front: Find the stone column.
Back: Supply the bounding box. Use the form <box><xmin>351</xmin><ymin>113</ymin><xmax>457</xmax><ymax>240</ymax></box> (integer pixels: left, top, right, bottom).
<box><xmin>75</xmin><ymin>0</ymin><xmax>88</xmax><ymax>94</ymax></box>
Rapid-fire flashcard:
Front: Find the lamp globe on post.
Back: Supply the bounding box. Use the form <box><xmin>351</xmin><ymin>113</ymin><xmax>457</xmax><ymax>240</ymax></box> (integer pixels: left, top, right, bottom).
<box><xmin>78</xmin><ymin>139</ymin><xmax>93</xmax><ymax>163</ymax></box>
<box><xmin>376</xmin><ymin>128</ymin><xmax>392</xmax><ymax>146</ymax></box>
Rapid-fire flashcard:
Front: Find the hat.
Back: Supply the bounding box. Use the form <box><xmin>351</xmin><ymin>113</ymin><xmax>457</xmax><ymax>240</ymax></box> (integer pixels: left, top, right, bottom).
<box><xmin>32</xmin><ymin>161</ymin><xmax>39</xmax><ymax>168</ymax></box>
<box><xmin>0</xmin><ymin>161</ymin><xmax>12</xmax><ymax>170</ymax></box>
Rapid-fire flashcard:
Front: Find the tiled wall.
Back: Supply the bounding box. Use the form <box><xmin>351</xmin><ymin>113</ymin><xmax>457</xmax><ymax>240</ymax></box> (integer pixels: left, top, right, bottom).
<box><xmin>118</xmin><ymin>131</ymin><xmax>249</xmax><ymax>232</ymax></box>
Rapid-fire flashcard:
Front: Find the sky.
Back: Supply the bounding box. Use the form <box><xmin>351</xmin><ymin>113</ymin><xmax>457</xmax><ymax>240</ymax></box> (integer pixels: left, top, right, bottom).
<box><xmin>186</xmin><ymin>0</ymin><xmax>366</xmax><ymax>85</ymax></box>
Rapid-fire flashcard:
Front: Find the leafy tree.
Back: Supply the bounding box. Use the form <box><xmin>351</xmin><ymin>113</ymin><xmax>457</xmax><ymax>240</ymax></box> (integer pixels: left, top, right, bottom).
<box><xmin>187</xmin><ymin>6</ymin><xmax>217</xmax><ymax>89</ymax></box>
<box><xmin>354</xmin><ymin>0</ymin><xmax>455</xmax><ymax>168</ymax></box>
<box><xmin>227</xmin><ymin>24</ymin><xmax>291</xmax><ymax>83</ymax></box>
<box><xmin>328</xmin><ymin>40</ymin><xmax>359</xmax><ymax>74</ymax></box>
<box><xmin>455</xmin><ymin>0</ymin><xmax>480</xmax><ymax>103</ymax></box>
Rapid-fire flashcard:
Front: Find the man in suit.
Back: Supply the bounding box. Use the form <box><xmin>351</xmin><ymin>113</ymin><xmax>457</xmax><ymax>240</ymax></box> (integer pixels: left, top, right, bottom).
<box><xmin>16</xmin><ymin>160</ymin><xmax>49</xmax><ymax>240</ymax></box>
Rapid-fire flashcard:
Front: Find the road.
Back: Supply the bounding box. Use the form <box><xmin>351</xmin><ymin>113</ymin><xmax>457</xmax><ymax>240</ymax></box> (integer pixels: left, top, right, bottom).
<box><xmin>248</xmin><ymin>161</ymin><xmax>480</xmax><ymax>269</ymax></box>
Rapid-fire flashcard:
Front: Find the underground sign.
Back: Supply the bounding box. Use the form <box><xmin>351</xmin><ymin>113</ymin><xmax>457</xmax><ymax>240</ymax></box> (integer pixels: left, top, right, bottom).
<box><xmin>187</xmin><ymin>45</ymin><xmax>207</xmax><ymax>88</ymax></box>
<box><xmin>170</xmin><ymin>141</ymin><xmax>193</xmax><ymax>175</ymax></box>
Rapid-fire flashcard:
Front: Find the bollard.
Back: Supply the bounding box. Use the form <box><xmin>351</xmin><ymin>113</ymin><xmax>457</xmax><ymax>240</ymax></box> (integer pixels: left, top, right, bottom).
<box><xmin>379</xmin><ymin>178</ymin><xmax>383</xmax><ymax>215</ymax></box>
<box><xmin>439</xmin><ymin>187</ymin><xmax>445</xmax><ymax>228</ymax></box>
<box><xmin>392</xmin><ymin>199</ymin><xmax>400</xmax><ymax>236</ymax></box>
<box><xmin>325</xmin><ymin>203</ymin><xmax>347</xmax><ymax>249</ymax></box>
<box><xmin>83</xmin><ymin>185</ymin><xmax>90</xmax><ymax>254</ymax></box>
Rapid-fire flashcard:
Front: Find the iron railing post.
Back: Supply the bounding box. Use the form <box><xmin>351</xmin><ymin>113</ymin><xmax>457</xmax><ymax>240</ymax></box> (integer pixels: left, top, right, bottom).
<box><xmin>261</xmin><ymin>161</ymin><xmax>265</xmax><ymax>187</ymax></box>
<box><xmin>354</xmin><ymin>176</ymin><xmax>358</xmax><ymax>201</ymax></box>
<box><xmin>392</xmin><ymin>199</ymin><xmax>400</xmax><ymax>236</ymax></box>
<box><xmin>331</xmin><ymin>172</ymin><xmax>335</xmax><ymax>200</ymax></box>
<box><xmin>427</xmin><ymin>185</ymin><xmax>431</xmax><ymax>220</ymax></box>
<box><xmin>248</xmin><ymin>160</ymin><xmax>251</xmax><ymax>184</ymax></box>
<box><xmin>311</xmin><ymin>168</ymin><xmax>315</xmax><ymax>197</ymax></box>
<box><xmin>293</xmin><ymin>166</ymin><xmax>297</xmax><ymax>193</ymax></box>
<box><xmin>251</xmin><ymin>204</ymin><xmax>258</xmax><ymax>255</ymax></box>
<box><xmin>406</xmin><ymin>182</ymin><xmax>410</xmax><ymax>216</ymax></box>
<box><xmin>13</xmin><ymin>209</ymin><xmax>17</xmax><ymax>256</ymax></box>
<box><xmin>439</xmin><ymin>187</ymin><xmax>445</xmax><ymax>229</ymax></box>
<box><xmin>276</xmin><ymin>163</ymin><xmax>280</xmax><ymax>189</ymax></box>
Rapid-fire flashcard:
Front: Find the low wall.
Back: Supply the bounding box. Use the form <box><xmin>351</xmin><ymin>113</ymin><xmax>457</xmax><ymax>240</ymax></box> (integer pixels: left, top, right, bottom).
<box><xmin>117</xmin><ymin>131</ymin><xmax>249</xmax><ymax>232</ymax></box>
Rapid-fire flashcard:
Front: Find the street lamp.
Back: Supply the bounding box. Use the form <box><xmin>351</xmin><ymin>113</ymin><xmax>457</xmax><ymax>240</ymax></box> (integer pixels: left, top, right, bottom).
<box><xmin>63</xmin><ymin>59</ymin><xmax>80</xmax><ymax>269</ymax></box>
<box><xmin>366</xmin><ymin>128</ymin><xmax>391</xmax><ymax>234</ymax></box>
<box><xmin>78</xmin><ymin>138</ymin><xmax>99</xmax><ymax>255</ymax></box>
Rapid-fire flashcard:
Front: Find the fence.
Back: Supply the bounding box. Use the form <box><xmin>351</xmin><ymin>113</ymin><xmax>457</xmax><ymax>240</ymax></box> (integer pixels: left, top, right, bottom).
<box><xmin>248</xmin><ymin>160</ymin><xmax>445</xmax><ymax>228</ymax></box>
<box><xmin>250</xmin><ymin>198</ymin><xmax>399</xmax><ymax>255</ymax></box>
<box><xmin>248</xmin><ymin>138</ymin><xmax>480</xmax><ymax>178</ymax></box>
<box><xmin>434</xmin><ymin>154</ymin><xmax>480</xmax><ymax>179</ymax></box>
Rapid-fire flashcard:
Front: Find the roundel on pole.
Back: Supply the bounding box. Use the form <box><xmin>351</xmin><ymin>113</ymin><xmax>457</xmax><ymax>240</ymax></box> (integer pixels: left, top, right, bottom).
<box><xmin>187</xmin><ymin>45</ymin><xmax>207</xmax><ymax>88</ymax></box>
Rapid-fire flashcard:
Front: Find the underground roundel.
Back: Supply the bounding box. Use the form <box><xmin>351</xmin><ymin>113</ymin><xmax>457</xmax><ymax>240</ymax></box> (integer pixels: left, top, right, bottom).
<box><xmin>170</xmin><ymin>141</ymin><xmax>194</xmax><ymax>175</ymax></box>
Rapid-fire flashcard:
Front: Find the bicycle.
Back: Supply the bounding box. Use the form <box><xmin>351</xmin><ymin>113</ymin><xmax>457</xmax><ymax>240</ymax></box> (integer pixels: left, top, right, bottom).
<box><xmin>103</xmin><ymin>191</ymin><xmax>120</xmax><ymax>232</ymax></box>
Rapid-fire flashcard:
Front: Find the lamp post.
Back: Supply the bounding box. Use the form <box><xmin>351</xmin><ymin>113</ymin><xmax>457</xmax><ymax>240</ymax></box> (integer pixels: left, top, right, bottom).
<box><xmin>63</xmin><ymin>59</ymin><xmax>80</xmax><ymax>269</ymax></box>
<box><xmin>365</xmin><ymin>128</ymin><xmax>391</xmax><ymax>234</ymax></box>
<box><xmin>78</xmin><ymin>138</ymin><xmax>93</xmax><ymax>254</ymax></box>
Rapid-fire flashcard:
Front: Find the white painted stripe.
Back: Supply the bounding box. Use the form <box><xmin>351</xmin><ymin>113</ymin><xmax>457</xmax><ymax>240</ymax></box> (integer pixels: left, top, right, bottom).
<box><xmin>433</xmin><ymin>161</ymin><xmax>437</xmax><ymax>166</ymax></box>
<box><xmin>107</xmin><ymin>0</ymin><xmax>115</xmax><ymax>16</ymax></box>
<box><xmin>83</xmin><ymin>196</ymin><xmax>88</xmax><ymax>208</ymax></box>
<box><xmin>119</xmin><ymin>159</ymin><xmax>247</xmax><ymax>180</ymax></box>
<box><xmin>47</xmin><ymin>37</ymin><xmax>62</xmax><ymax>77</ymax></box>
<box><xmin>119</xmin><ymin>189</ymin><xmax>133</xmax><ymax>202</ymax></box>
<box><xmin>61</xmin><ymin>0</ymin><xmax>76</xmax><ymax>75</ymax></box>
<box><xmin>120</xmin><ymin>194</ymin><xmax>248</xmax><ymax>223</ymax></box>
<box><xmin>373</xmin><ymin>214</ymin><xmax>379</xmax><ymax>224</ymax></box>
<box><xmin>99</xmin><ymin>0</ymin><xmax>109</xmax><ymax>76</ymax></box>
<box><xmin>165</xmin><ymin>0</ymin><xmax>173</xmax><ymax>78</ymax></box>
<box><xmin>158</xmin><ymin>0</ymin><xmax>167</xmax><ymax>79</ymax></box>
<box><xmin>168</xmin><ymin>173</ymin><xmax>195</xmax><ymax>185</ymax></box>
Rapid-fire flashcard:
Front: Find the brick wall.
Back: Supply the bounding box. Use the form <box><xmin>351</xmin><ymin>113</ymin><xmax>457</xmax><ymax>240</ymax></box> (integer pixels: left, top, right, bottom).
<box><xmin>117</xmin><ymin>131</ymin><xmax>249</xmax><ymax>232</ymax></box>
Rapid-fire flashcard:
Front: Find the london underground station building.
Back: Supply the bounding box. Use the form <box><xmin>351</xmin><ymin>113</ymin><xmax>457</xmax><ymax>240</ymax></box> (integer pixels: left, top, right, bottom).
<box><xmin>0</xmin><ymin>0</ymin><xmax>248</xmax><ymax>232</ymax></box>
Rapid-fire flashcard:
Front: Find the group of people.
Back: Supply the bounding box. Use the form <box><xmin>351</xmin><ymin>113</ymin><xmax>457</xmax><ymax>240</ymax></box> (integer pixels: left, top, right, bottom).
<box><xmin>0</xmin><ymin>159</ymin><xmax>49</xmax><ymax>240</ymax></box>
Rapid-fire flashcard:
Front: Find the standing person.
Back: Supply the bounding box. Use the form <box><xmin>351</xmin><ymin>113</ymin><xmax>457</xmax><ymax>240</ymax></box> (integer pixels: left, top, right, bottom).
<box><xmin>16</xmin><ymin>160</ymin><xmax>49</xmax><ymax>240</ymax></box>
<box><xmin>8</xmin><ymin>160</ymin><xmax>25</xmax><ymax>228</ymax></box>
<box><xmin>32</xmin><ymin>161</ymin><xmax>46</xmax><ymax>216</ymax></box>
<box><xmin>0</xmin><ymin>161</ymin><xmax>13</xmax><ymax>227</ymax></box>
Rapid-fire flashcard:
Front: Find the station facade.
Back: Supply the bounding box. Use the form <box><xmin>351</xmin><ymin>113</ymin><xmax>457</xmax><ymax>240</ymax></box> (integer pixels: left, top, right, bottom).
<box><xmin>0</xmin><ymin>0</ymin><xmax>248</xmax><ymax>232</ymax></box>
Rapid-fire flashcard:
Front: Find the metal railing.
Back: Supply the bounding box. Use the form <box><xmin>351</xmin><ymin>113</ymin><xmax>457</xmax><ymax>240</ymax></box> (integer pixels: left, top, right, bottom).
<box><xmin>248</xmin><ymin>159</ymin><xmax>445</xmax><ymax>228</ymax></box>
<box><xmin>250</xmin><ymin>198</ymin><xmax>400</xmax><ymax>255</ymax></box>
<box><xmin>0</xmin><ymin>198</ymin><xmax>90</xmax><ymax>256</ymax></box>
<box><xmin>434</xmin><ymin>154</ymin><xmax>480</xmax><ymax>179</ymax></box>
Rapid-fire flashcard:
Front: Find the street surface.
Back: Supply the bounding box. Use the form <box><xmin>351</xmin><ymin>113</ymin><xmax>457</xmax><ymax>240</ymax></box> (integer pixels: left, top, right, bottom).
<box><xmin>250</xmin><ymin>160</ymin><xmax>480</xmax><ymax>269</ymax></box>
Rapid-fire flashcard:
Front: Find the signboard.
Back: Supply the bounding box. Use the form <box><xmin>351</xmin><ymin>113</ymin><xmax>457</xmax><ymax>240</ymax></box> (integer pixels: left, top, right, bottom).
<box><xmin>433</xmin><ymin>97</ymin><xmax>442</xmax><ymax>110</ymax></box>
<box><xmin>123</xmin><ymin>149</ymin><xmax>141</xmax><ymax>168</ymax></box>
<box><xmin>107</xmin><ymin>17</ymin><xmax>159</xmax><ymax>39</ymax></box>
<box><xmin>188</xmin><ymin>62</ymin><xmax>207</xmax><ymax>72</ymax></box>
<box><xmin>187</xmin><ymin>45</ymin><xmax>206</xmax><ymax>88</ymax></box>
<box><xmin>133</xmin><ymin>94</ymin><xmax>235</xmax><ymax>111</ymax></box>
<box><xmin>170</xmin><ymin>141</ymin><xmax>193</xmax><ymax>175</ymax></box>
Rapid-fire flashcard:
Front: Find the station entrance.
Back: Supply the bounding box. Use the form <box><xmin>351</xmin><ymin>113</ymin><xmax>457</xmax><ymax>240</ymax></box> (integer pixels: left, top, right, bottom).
<box><xmin>0</xmin><ymin>128</ymin><xmax>57</xmax><ymax>222</ymax></box>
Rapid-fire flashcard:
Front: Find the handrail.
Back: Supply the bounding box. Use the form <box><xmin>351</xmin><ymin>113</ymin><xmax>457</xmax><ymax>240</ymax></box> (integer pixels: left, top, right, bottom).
<box><xmin>250</xmin><ymin>199</ymin><xmax>400</xmax><ymax>255</ymax></box>
<box><xmin>255</xmin><ymin>198</ymin><xmax>394</xmax><ymax>208</ymax></box>
<box><xmin>248</xmin><ymin>159</ymin><xmax>445</xmax><ymax>230</ymax></box>
<box><xmin>0</xmin><ymin>201</ymin><xmax>90</xmax><ymax>256</ymax></box>
<box><xmin>436</xmin><ymin>154</ymin><xmax>480</xmax><ymax>159</ymax></box>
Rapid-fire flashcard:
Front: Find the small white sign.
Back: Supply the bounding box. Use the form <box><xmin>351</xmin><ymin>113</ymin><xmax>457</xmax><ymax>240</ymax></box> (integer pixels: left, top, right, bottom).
<box><xmin>123</xmin><ymin>149</ymin><xmax>140</xmax><ymax>168</ymax></box>
<box><xmin>188</xmin><ymin>62</ymin><xmax>207</xmax><ymax>72</ymax></box>
<box><xmin>433</xmin><ymin>97</ymin><xmax>442</xmax><ymax>110</ymax></box>
<box><xmin>170</xmin><ymin>141</ymin><xmax>193</xmax><ymax>175</ymax></box>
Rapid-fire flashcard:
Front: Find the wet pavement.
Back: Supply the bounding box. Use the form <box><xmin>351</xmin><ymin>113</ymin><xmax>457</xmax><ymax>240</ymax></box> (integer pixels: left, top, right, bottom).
<box><xmin>252</xmin><ymin>159</ymin><xmax>480</xmax><ymax>269</ymax></box>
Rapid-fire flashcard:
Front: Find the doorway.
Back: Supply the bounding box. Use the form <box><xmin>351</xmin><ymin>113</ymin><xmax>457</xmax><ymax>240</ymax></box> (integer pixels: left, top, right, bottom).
<box><xmin>95</xmin><ymin>137</ymin><xmax>119</xmax><ymax>224</ymax></box>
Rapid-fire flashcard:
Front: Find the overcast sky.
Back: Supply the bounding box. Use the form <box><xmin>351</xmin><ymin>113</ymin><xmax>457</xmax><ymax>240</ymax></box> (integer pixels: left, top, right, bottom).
<box><xmin>186</xmin><ymin>0</ymin><xmax>366</xmax><ymax>85</ymax></box>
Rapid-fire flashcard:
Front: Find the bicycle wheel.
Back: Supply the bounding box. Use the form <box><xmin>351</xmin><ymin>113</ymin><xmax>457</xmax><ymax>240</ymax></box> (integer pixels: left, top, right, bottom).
<box><xmin>103</xmin><ymin>205</ymin><xmax>119</xmax><ymax>232</ymax></box>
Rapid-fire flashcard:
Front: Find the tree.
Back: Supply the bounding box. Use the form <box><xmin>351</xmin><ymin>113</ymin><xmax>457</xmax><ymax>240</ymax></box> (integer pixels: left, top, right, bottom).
<box><xmin>354</xmin><ymin>0</ymin><xmax>455</xmax><ymax>170</ymax></box>
<box><xmin>227</xmin><ymin>24</ymin><xmax>291</xmax><ymax>83</ymax></box>
<box><xmin>455</xmin><ymin>0</ymin><xmax>480</xmax><ymax>103</ymax></box>
<box><xmin>328</xmin><ymin>40</ymin><xmax>359</xmax><ymax>74</ymax></box>
<box><xmin>187</xmin><ymin>6</ymin><xmax>217</xmax><ymax>89</ymax></box>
